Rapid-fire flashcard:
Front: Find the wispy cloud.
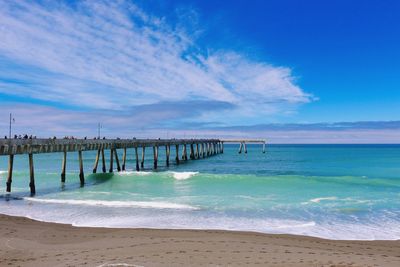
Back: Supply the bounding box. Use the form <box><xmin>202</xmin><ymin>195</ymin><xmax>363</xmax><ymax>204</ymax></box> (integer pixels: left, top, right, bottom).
<box><xmin>0</xmin><ymin>0</ymin><xmax>311</xmax><ymax>126</ymax></box>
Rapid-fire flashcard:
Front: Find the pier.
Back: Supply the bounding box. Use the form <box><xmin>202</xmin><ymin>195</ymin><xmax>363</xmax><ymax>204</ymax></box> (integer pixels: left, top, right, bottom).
<box><xmin>0</xmin><ymin>138</ymin><xmax>222</xmax><ymax>195</ymax></box>
<box><xmin>0</xmin><ymin>138</ymin><xmax>266</xmax><ymax>196</ymax></box>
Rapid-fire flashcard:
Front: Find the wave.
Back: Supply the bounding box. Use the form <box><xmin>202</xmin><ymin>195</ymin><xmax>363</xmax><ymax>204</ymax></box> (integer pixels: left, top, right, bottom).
<box><xmin>310</xmin><ymin>197</ymin><xmax>337</xmax><ymax>203</ymax></box>
<box><xmin>118</xmin><ymin>171</ymin><xmax>153</xmax><ymax>176</ymax></box>
<box><xmin>169</xmin><ymin>171</ymin><xmax>198</xmax><ymax>180</ymax></box>
<box><xmin>24</xmin><ymin>197</ymin><xmax>199</xmax><ymax>210</ymax></box>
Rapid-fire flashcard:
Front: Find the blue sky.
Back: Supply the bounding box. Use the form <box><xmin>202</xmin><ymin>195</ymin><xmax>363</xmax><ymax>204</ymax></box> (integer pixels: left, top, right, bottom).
<box><xmin>0</xmin><ymin>0</ymin><xmax>400</xmax><ymax>143</ymax></box>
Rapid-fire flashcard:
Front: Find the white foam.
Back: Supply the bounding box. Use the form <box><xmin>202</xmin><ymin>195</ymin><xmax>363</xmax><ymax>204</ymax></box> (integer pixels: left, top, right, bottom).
<box><xmin>309</xmin><ymin>197</ymin><xmax>337</xmax><ymax>203</ymax></box>
<box><xmin>118</xmin><ymin>171</ymin><xmax>152</xmax><ymax>176</ymax></box>
<box><xmin>170</xmin><ymin>171</ymin><xmax>198</xmax><ymax>180</ymax></box>
<box><xmin>24</xmin><ymin>197</ymin><xmax>199</xmax><ymax>210</ymax></box>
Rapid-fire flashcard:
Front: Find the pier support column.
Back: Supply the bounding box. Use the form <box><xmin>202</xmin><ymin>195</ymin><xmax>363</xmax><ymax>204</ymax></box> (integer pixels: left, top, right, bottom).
<box><xmin>141</xmin><ymin>146</ymin><xmax>145</xmax><ymax>169</ymax></box>
<box><xmin>61</xmin><ymin>151</ymin><xmax>67</xmax><ymax>183</ymax></box>
<box><xmin>175</xmin><ymin>144</ymin><xmax>180</xmax><ymax>165</ymax></box>
<box><xmin>29</xmin><ymin>153</ymin><xmax>35</xmax><ymax>196</ymax></box>
<box><xmin>109</xmin><ymin>148</ymin><xmax>114</xmax><ymax>173</ymax></box>
<box><xmin>166</xmin><ymin>145</ymin><xmax>170</xmax><ymax>167</ymax></box>
<box><xmin>78</xmin><ymin>150</ymin><xmax>85</xmax><ymax>186</ymax></box>
<box><xmin>206</xmin><ymin>143</ymin><xmax>210</xmax><ymax>156</ymax></box>
<box><xmin>243</xmin><ymin>142</ymin><xmax>247</xmax><ymax>154</ymax></box>
<box><xmin>153</xmin><ymin>146</ymin><xmax>158</xmax><ymax>169</ymax></box>
<box><xmin>101</xmin><ymin>149</ymin><xmax>106</xmax><ymax>173</ymax></box>
<box><xmin>135</xmin><ymin>146</ymin><xmax>140</xmax><ymax>171</ymax></box>
<box><xmin>93</xmin><ymin>149</ymin><xmax>100</xmax><ymax>173</ymax></box>
<box><xmin>262</xmin><ymin>143</ymin><xmax>266</xmax><ymax>153</ymax></box>
<box><xmin>122</xmin><ymin>147</ymin><xmax>127</xmax><ymax>171</ymax></box>
<box><xmin>190</xmin><ymin>144</ymin><xmax>194</xmax><ymax>159</ymax></box>
<box><xmin>114</xmin><ymin>149</ymin><xmax>121</xmax><ymax>172</ymax></box>
<box><xmin>201</xmin><ymin>143</ymin><xmax>205</xmax><ymax>158</ymax></box>
<box><xmin>238</xmin><ymin>142</ymin><xmax>243</xmax><ymax>154</ymax></box>
<box><xmin>196</xmin><ymin>143</ymin><xmax>199</xmax><ymax>159</ymax></box>
<box><xmin>182</xmin><ymin>144</ymin><xmax>187</xmax><ymax>160</ymax></box>
<box><xmin>221</xmin><ymin>142</ymin><xmax>224</xmax><ymax>154</ymax></box>
<box><xmin>6</xmin><ymin>155</ymin><xmax>13</xmax><ymax>192</ymax></box>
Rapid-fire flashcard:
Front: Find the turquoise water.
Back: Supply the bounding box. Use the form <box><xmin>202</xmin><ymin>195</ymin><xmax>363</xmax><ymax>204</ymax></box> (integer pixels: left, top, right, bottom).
<box><xmin>1</xmin><ymin>144</ymin><xmax>400</xmax><ymax>240</ymax></box>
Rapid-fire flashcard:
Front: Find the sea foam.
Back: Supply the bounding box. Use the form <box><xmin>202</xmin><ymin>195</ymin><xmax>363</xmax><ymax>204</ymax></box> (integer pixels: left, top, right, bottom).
<box><xmin>169</xmin><ymin>171</ymin><xmax>198</xmax><ymax>180</ymax></box>
<box><xmin>24</xmin><ymin>197</ymin><xmax>198</xmax><ymax>210</ymax></box>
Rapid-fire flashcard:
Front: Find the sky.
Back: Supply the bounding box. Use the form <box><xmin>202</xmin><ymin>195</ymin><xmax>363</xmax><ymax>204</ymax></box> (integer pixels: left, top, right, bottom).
<box><xmin>0</xmin><ymin>0</ymin><xmax>399</xmax><ymax>143</ymax></box>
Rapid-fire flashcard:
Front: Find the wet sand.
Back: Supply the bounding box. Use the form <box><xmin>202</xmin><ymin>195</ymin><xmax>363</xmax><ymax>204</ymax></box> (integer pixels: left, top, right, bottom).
<box><xmin>0</xmin><ymin>214</ymin><xmax>399</xmax><ymax>266</ymax></box>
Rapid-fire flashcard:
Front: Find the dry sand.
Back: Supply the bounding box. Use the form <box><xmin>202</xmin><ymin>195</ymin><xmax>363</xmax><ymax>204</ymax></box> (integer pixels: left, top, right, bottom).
<box><xmin>0</xmin><ymin>214</ymin><xmax>399</xmax><ymax>267</ymax></box>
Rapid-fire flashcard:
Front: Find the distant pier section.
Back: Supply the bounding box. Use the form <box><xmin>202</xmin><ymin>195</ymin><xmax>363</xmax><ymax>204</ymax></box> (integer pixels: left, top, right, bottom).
<box><xmin>221</xmin><ymin>139</ymin><xmax>266</xmax><ymax>154</ymax></box>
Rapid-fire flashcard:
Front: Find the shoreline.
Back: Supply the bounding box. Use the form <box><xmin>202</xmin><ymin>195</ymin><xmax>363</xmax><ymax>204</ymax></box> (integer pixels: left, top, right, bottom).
<box><xmin>1</xmin><ymin>214</ymin><xmax>399</xmax><ymax>266</ymax></box>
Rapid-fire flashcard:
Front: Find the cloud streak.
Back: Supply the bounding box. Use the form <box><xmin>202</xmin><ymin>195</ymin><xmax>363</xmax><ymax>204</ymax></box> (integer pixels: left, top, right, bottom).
<box><xmin>0</xmin><ymin>0</ymin><xmax>311</xmax><ymax>125</ymax></box>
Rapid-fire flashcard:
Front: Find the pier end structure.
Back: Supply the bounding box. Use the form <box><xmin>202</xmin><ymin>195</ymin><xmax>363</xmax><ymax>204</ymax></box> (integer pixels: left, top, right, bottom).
<box><xmin>221</xmin><ymin>139</ymin><xmax>266</xmax><ymax>154</ymax></box>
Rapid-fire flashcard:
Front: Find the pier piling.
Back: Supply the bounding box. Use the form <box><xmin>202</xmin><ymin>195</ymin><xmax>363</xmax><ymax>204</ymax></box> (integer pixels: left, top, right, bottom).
<box><xmin>6</xmin><ymin>155</ymin><xmax>13</xmax><ymax>192</ymax></box>
<box><xmin>182</xmin><ymin>144</ymin><xmax>187</xmax><ymax>160</ymax></box>
<box><xmin>135</xmin><ymin>146</ymin><xmax>139</xmax><ymax>171</ymax></box>
<box><xmin>122</xmin><ymin>147</ymin><xmax>126</xmax><ymax>171</ymax></box>
<box><xmin>109</xmin><ymin>148</ymin><xmax>114</xmax><ymax>173</ymax></box>
<box><xmin>141</xmin><ymin>146</ymin><xmax>145</xmax><ymax>169</ymax></box>
<box><xmin>166</xmin><ymin>145</ymin><xmax>170</xmax><ymax>167</ymax></box>
<box><xmin>114</xmin><ymin>149</ymin><xmax>121</xmax><ymax>172</ymax></box>
<box><xmin>175</xmin><ymin>144</ymin><xmax>180</xmax><ymax>165</ymax></box>
<box><xmin>78</xmin><ymin>150</ymin><xmax>84</xmax><ymax>185</ymax></box>
<box><xmin>190</xmin><ymin>144</ymin><xmax>194</xmax><ymax>159</ymax></box>
<box><xmin>28</xmin><ymin>153</ymin><xmax>35</xmax><ymax>195</ymax></box>
<box><xmin>93</xmin><ymin>149</ymin><xmax>100</xmax><ymax>173</ymax></box>
<box><xmin>101</xmin><ymin>149</ymin><xmax>106</xmax><ymax>173</ymax></box>
<box><xmin>153</xmin><ymin>146</ymin><xmax>158</xmax><ymax>169</ymax></box>
<box><xmin>61</xmin><ymin>151</ymin><xmax>66</xmax><ymax>183</ymax></box>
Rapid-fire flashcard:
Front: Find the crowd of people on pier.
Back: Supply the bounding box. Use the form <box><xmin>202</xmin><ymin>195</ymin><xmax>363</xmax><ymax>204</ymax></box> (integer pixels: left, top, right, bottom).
<box><xmin>4</xmin><ymin>134</ymin><xmax>37</xmax><ymax>139</ymax></box>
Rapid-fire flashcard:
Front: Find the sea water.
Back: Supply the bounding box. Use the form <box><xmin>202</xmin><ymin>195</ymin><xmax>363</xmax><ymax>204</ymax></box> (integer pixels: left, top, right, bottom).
<box><xmin>0</xmin><ymin>144</ymin><xmax>400</xmax><ymax>240</ymax></box>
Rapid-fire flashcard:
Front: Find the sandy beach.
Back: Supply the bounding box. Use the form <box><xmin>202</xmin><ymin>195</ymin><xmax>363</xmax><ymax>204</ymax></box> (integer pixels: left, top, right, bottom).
<box><xmin>0</xmin><ymin>214</ymin><xmax>398</xmax><ymax>267</ymax></box>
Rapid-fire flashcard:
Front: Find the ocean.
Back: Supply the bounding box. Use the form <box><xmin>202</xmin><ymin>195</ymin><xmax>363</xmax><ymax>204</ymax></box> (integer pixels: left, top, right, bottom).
<box><xmin>1</xmin><ymin>144</ymin><xmax>400</xmax><ymax>240</ymax></box>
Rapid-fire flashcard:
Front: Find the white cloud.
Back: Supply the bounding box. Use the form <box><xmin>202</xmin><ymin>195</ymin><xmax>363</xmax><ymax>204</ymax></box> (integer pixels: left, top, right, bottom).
<box><xmin>0</xmin><ymin>0</ymin><xmax>312</xmax><ymax>124</ymax></box>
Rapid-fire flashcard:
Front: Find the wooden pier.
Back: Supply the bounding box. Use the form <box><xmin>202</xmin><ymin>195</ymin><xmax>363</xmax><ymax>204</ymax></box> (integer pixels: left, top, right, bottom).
<box><xmin>0</xmin><ymin>138</ymin><xmax>222</xmax><ymax>195</ymax></box>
